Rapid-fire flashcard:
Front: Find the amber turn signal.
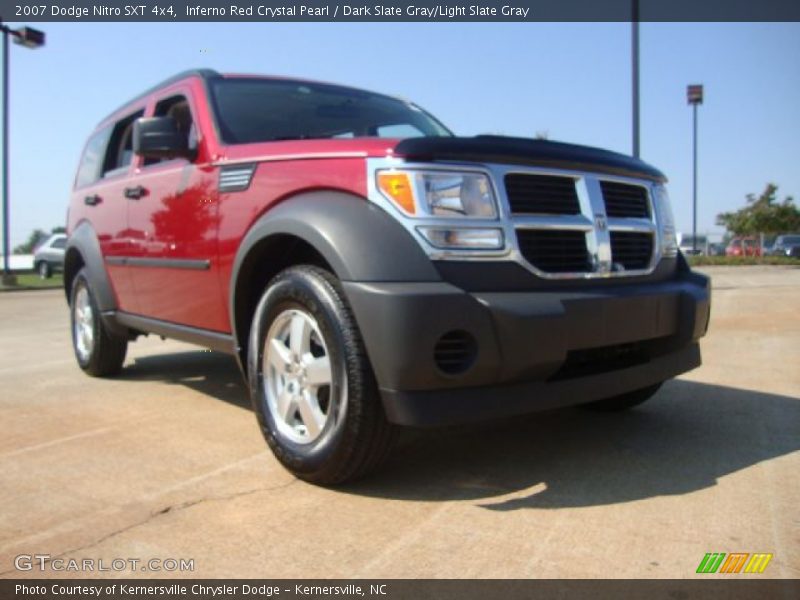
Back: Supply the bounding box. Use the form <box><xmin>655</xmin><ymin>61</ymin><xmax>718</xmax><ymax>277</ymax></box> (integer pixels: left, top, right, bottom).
<box><xmin>377</xmin><ymin>172</ymin><xmax>416</xmax><ymax>215</ymax></box>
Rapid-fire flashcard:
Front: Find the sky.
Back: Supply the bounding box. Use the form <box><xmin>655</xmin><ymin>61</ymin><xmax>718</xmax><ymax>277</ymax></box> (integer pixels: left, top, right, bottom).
<box><xmin>4</xmin><ymin>21</ymin><xmax>800</xmax><ymax>247</ymax></box>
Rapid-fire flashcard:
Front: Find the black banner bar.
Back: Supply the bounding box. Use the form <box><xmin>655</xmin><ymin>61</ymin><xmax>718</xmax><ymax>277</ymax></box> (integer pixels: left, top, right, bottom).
<box><xmin>2</xmin><ymin>0</ymin><xmax>800</xmax><ymax>22</ymax></box>
<box><xmin>2</xmin><ymin>579</ymin><xmax>799</xmax><ymax>600</ymax></box>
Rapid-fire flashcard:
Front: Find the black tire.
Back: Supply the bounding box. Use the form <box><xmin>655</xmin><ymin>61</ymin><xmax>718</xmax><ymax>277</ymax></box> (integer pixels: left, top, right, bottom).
<box><xmin>248</xmin><ymin>265</ymin><xmax>395</xmax><ymax>485</ymax></box>
<box><xmin>37</xmin><ymin>261</ymin><xmax>52</xmax><ymax>279</ymax></box>
<box><xmin>582</xmin><ymin>382</ymin><xmax>664</xmax><ymax>412</ymax></box>
<box><xmin>70</xmin><ymin>268</ymin><xmax>128</xmax><ymax>377</ymax></box>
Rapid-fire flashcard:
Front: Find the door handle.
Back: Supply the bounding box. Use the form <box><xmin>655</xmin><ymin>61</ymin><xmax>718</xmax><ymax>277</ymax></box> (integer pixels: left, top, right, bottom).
<box><xmin>124</xmin><ymin>186</ymin><xmax>147</xmax><ymax>200</ymax></box>
<box><xmin>84</xmin><ymin>194</ymin><xmax>102</xmax><ymax>206</ymax></box>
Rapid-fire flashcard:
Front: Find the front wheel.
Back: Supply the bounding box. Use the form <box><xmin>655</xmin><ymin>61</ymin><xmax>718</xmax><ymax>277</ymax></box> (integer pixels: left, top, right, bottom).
<box><xmin>70</xmin><ymin>268</ymin><xmax>128</xmax><ymax>377</ymax></box>
<box><xmin>248</xmin><ymin>265</ymin><xmax>395</xmax><ymax>485</ymax></box>
<box><xmin>581</xmin><ymin>382</ymin><xmax>664</xmax><ymax>412</ymax></box>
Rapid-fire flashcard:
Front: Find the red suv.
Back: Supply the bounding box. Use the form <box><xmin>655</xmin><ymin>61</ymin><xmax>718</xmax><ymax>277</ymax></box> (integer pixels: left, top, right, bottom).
<box><xmin>65</xmin><ymin>70</ymin><xmax>710</xmax><ymax>483</ymax></box>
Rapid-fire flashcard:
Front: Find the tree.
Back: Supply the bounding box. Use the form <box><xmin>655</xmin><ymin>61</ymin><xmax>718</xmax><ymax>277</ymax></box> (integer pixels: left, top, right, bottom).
<box><xmin>716</xmin><ymin>184</ymin><xmax>800</xmax><ymax>236</ymax></box>
<box><xmin>13</xmin><ymin>226</ymin><xmax>65</xmax><ymax>254</ymax></box>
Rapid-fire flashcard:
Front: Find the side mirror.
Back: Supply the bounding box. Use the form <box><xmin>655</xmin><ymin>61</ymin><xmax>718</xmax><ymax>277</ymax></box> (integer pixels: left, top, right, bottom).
<box><xmin>133</xmin><ymin>116</ymin><xmax>195</xmax><ymax>161</ymax></box>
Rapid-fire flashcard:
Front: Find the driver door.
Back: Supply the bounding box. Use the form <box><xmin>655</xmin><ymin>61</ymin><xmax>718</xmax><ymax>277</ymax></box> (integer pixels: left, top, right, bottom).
<box><xmin>126</xmin><ymin>90</ymin><xmax>226</xmax><ymax>332</ymax></box>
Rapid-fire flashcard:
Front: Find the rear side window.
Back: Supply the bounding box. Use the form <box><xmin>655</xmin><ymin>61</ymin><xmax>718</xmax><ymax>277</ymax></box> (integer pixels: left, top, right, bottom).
<box><xmin>102</xmin><ymin>110</ymin><xmax>144</xmax><ymax>177</ymax></box>
<box><xmin>75</xmin><ymin>127</ymin><xmax>112</xmax><ymax>188</ymax></box>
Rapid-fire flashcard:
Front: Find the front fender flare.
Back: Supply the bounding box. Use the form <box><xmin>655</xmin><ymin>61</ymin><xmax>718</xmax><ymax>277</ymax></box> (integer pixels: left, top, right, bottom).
<box><xmin>229</xmin><ymin>190</ymin><xmax>441</xmax><ymax>366</ymax></box>
<box><xmin>233</xmin><ymin>190</ymin><xmax>439</xmax><ymax>284</ymax></box>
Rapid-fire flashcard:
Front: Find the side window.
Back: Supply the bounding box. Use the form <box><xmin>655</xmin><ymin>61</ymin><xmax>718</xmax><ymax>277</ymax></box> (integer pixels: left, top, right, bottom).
<box><xmin>51</xmin><ymin>238</ymin><xmax>66</xmax><ymax>249</ymax></box>
<box><xmin>75</xmin><ymin>126</ymin><xmax>112</xmax><ymax>188</ymax></box>
<box><xmin>145</xmin><ymin>95</ymin><xmax>196</xmax><ymax>166</ymax></box>
<box><xmin>102</xmin><ymin>110</ymin><xmax>144</xmax><ymax>178</ymax></box>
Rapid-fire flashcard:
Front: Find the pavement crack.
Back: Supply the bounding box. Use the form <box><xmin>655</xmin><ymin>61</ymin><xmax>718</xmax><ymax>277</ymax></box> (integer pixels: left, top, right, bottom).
<box><xmin>154</xmin><ymin>480</ymin><xmax>297</xmax><ymax>517</ymax></box>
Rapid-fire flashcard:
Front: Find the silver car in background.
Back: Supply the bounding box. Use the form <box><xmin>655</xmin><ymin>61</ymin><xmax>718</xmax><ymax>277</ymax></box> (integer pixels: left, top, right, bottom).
<box><xmin>33</xmin><ymin>233</ymin><xmax>67</xmax><ymax>279</ymax></box>
<box><xmin>769</xmin><ymin>234</ymin><xmax>800</xmax><ymax>258</ymax></box>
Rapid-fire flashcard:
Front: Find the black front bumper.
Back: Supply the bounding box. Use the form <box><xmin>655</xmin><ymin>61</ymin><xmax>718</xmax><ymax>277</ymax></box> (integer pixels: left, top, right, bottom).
<box><xmin>343</xmin><ymin>268</ymin><xmax>710</xmax><ymax>427</ymax></box>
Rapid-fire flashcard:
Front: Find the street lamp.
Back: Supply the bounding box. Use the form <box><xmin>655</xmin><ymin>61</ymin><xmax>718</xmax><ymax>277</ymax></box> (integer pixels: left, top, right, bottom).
<box><xmin>0</xmin><ymin>22</ymin><xmax>45</xmax><ymax>285</ymax></box>
<box><xmin>687</xmin><ymin>84</ymin><xmax>703</xmax><ymax>255</ymax></box>
<box><xmin>631</xmin><ymin>0</ymin><xmax>640</xmax><ymax>158</ymax></box>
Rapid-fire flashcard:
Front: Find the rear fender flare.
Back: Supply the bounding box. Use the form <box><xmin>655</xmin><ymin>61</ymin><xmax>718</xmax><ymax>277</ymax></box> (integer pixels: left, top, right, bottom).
<box><xmin>64</xmin><ymin>221</ymin><xmax>117</xmax><ymax>312</ymax></box>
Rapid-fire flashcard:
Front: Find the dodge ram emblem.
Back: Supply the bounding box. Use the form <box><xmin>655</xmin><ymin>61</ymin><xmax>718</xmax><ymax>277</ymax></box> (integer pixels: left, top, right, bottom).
<box><xmin>594</xmin><ymin>214</ymin><xmax>608</xmax><ymax>231</ymax></box>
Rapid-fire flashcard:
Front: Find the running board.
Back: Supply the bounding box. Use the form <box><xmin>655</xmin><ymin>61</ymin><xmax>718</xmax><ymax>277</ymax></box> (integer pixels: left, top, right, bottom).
<box><xmin>112</xmin><ymin>311</ymin><xmax>235</xmax><ymax>354</ymax></box>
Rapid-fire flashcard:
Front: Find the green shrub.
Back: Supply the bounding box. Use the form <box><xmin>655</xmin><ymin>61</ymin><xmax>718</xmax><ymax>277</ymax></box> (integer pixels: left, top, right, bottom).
<box><xmin>687</xmin><ymin>255</ymin><xmax>800</xmax><ymax>267</ymax></box>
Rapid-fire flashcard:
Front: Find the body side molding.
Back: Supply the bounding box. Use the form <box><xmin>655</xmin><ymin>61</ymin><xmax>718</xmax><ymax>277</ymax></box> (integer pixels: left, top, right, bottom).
<box><xmin>105</xmin><ymin>257</ymin><xmax>211</xmax><ymax>270</ymax></box>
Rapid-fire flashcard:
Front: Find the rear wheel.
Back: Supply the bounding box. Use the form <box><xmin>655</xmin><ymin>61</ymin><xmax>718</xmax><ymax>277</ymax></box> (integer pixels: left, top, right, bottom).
<box><xmin>70</xmin><ymin>268</ymin><xmax>128</xmax><ymax>377</ymax></box>
<box><xmin>37</xmin><ymin>261</ymin><xmax>52</xmax><ymax>279</ymax></box>
<box><xmin>248</xmin><ymin>265</ymin><xmax>395</xmax><ymax>485</ymax></box>
<box><xmin>582</xmin><ymin>382</ymin><xmax>663</xmax><ymax>412</ymax></box>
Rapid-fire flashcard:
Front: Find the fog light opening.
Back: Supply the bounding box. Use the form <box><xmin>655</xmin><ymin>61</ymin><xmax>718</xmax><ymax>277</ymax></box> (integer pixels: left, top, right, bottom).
<box><xmin>434</xmin><ymin>330</ymin><xmax>477</xmax><ymax>375</ymax></box>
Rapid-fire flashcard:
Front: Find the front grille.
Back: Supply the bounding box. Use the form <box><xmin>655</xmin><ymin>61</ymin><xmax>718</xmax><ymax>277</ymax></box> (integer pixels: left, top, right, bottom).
<box><xmin>505</xmin><ymin>174</ymin><xmax>580</xmax><ymax>215</ymax></box>
<box><xmin>517</xmin><ymin>230</ymin><xmax>590</xmax><ymax>273</ymax></box>
<box><xmin>610</xmin><ymin>232</ymin><xmax>654</xmax><ymax>270</ymax></box>
<box><xmin>601</xmin><ymin>181</ymin><xmax>650</xmax><ymax>218</ymax></box>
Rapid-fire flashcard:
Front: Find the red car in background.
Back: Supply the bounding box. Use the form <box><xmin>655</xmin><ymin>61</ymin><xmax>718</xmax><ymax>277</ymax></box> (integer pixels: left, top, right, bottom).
<box><xmin>726</xmin><ymin>236</ymin><xmax>762</xmax><ymax>257</ymax></box>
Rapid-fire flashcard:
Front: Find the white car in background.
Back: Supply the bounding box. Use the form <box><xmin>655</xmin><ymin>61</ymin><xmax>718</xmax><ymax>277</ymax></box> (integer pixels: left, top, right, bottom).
<box><xmin>678</xmin><ymin>233</ymin><xmax>708</xmax><ymax>256</ymax></box>
<box><xmin>33</xmin><ymin>233</ymin><xmax>67</xmax><ymax>279</ymax></box>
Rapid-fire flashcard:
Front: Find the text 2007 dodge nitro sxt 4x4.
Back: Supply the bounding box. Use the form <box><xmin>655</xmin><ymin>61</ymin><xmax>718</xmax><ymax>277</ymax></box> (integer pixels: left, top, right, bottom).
<box><xmin>65</xmin><ymin>70</ymin><xmax>710</xmax><ymax>484</ymax></box>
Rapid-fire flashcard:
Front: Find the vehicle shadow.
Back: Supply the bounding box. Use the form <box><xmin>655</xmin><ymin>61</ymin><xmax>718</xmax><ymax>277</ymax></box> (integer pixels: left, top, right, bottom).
<box><xmin>120</xmin><ymin>350</ymin><xmax>250</xmax><ymax>410</ymax></box>
<box><xmin>352</xmin><ymin>379</ymin><xmax>799</xmax><ymax>510</ymax></box>
<box><xmin>120</xmin><ymin>350</ymin><xmax>799</xmax><ymax>509</ymax></box>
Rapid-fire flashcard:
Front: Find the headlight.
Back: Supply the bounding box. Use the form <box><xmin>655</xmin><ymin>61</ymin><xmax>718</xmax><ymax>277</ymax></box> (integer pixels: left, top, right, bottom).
<box><xmin>376</xmin><ymin>170</ymin><xmax>497</xmax><ymax>218</ymax></box>
<box><xmin>652</xmin><ymin>184</ymin><xmax>678</xmax><ymax>258</ymax></box>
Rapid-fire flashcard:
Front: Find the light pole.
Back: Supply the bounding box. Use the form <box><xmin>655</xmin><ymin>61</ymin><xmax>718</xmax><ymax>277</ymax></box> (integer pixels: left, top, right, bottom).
<box><xmin>687</xmin><ymin>84</ymin><xmax>703</xmax><ymax>255</ymax></box>
<box><xmin>0</xmin><ymin>23</ymin><xmax>45</xmax><ymax>285</ymax></box>
<box><xmin>631</xmin><ymin>0</ymin><xmax>640</xmax><ymax>158</ymax></box>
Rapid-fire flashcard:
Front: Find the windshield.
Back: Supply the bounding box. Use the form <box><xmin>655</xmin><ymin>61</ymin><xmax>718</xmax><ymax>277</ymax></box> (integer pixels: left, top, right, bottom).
<box><xmin>780</xmin><ymin>235</ymin><xmax>800</xmax><ymax>244</ymax></box>
<box><xmin>209</xmin><ymin>78</ymin><xmax>452</xmax><ymax>144</ymax></box>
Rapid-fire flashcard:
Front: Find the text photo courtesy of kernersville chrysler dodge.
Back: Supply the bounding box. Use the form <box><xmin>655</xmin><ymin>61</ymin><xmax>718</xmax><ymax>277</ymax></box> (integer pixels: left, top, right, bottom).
<box><xmin>64</xmin><ymin>69</ymin><xmax>710</xmax><ymax>484</ymax></box>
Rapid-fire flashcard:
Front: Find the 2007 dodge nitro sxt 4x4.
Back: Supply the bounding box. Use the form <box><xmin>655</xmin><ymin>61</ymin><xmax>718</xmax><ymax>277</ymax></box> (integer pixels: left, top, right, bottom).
<box><xmin>65</xmin><ymin>70</ymin><xmax>710</xmax><ymax>484</ymax></box>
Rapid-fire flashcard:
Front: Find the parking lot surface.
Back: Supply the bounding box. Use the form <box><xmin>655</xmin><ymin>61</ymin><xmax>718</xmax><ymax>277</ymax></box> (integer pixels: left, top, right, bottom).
<box><xmin>0</xmin><ymin>266</ymin><xmax>798</xmax><ymax>578</ymax></box>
